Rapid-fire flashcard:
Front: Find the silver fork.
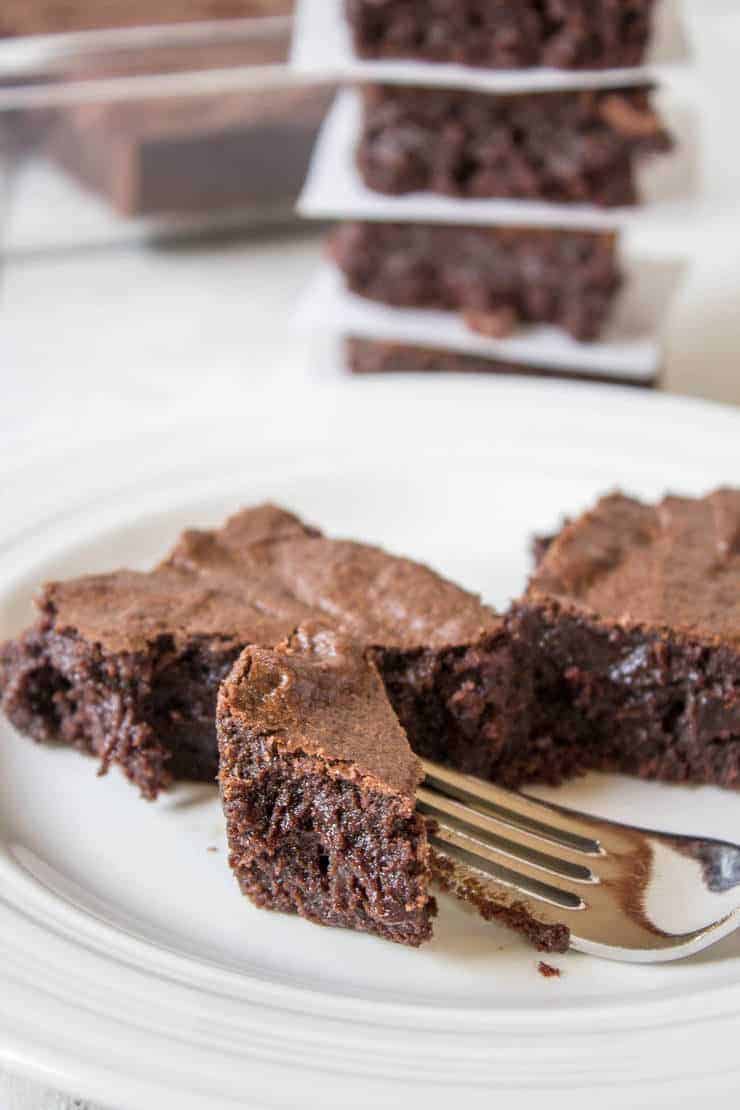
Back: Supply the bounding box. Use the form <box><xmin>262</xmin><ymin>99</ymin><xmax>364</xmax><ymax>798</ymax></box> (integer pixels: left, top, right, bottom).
<box><xmin>417</xmin><ymin>758</ymin><xmax>740</xmax><ymax>963</ymax></box>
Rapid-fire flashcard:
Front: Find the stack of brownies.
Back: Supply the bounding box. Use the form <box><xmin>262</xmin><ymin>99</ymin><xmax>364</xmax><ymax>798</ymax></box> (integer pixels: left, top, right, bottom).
<box><xmin>293</xmin><ymin>0</ymin><xmax>689</xmax><ymax>386</ymax></box>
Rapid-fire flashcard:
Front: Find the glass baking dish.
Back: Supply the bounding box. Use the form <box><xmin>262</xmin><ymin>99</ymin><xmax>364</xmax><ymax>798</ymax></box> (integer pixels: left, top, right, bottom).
<box><xmin>0</xmin><ymin>13</ymin><xmax>332</xmax><ymax>253</ymax></box>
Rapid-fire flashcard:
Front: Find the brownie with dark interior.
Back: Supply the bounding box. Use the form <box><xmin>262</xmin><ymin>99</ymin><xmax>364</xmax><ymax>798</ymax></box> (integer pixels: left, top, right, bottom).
<box><xmin>218</xmin><ymin>625</ymin><xmax>436</xmax><ymax>946</ymax></box>
<box><xmin>0</xmin><ymin>0</ymin><xmax>292</xmax><ymax>37</ymax></box>
<box><xmin>218</xmin><ymin>624</ymin><xmax>569</xmax><ymax>949</ymax></box>
<box><xmin>345</xmin><ymin>0</ymin><xmax>657</xmax><ymax>71</ymax></box>
<box><xmin>512</xmin><ymin>490</ymin><xmax>740</xmax><ymax>788</ymax></box>
<box><xmin>330</xmin><ymin>223</ymin><xmax>622</xmax><ymax>341</ymax></box>
<box><xmin>357</xmin><ymin>83</ymin><xmax>672</xmax><ymax>205</ymax></box>
<box><xmin>0</xmin><ymin>503</ymin><xmax>534</xmax><ymax>801</ymax></box>
<box><xmin>345</xmin><ymin>337</ymin><xmax>656</xmax><ymax>388</ymax></box>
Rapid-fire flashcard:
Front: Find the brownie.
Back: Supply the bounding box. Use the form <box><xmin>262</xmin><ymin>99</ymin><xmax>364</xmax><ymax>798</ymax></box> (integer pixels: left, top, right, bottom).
<box><xmin>345</xmin><ymin>0</ymin><xmax>657</xmax><ymax>71</ymax></box>
<box><xmin>345</xmin><ymin>337</ymin><xmax>657</xmax><ymax>388</ymax></box>
<box><xmin>218</xmin><ymin>624</ymin><xmax>570</xmax><ymax>949</ymax></box>
<box><xmin>357</xmin><ymin>83</ymin><xmax>672</xmax><ymax>205</ymax></box>
<box><xmin>331</xmin><ymin>223</ymin><xmax>622</xmax><ymax>341</ymax></box>
<box><xmin>0</xmin><ymin>504</ymin><xmax>532</xmax><ymax>801</ymax></box>
<box><xmin>0</xmin><ymin>1</ymin><xmax>293</xmax><ymax>37</ymax></box>
<box><xmin>218</xmin><ymin>625</ymin><xmax>436</xmax><ymax>946</ymax></box>
<box><xmin>512</xmin><ymin>490</ymin><xmax>740</xmax><ymax>789</ymax></box>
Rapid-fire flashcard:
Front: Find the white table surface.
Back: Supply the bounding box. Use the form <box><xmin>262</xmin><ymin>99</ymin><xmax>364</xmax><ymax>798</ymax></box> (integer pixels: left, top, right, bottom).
<box><xmin>1</xmin><ymin>3</ymin><xmax>739</xmax><ymax>1106</ymax></box>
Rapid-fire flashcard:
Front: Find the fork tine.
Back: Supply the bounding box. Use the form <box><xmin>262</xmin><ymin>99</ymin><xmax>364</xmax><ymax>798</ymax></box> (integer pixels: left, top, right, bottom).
<box><xmin>421</xmin><ymin>758</ymin><xmax>605</xmax><ymax>856</ymax></box>
<box><xmin>419</xmin><ymin>792</ymin><xmax>594</xmax><ymax>904</ymax></box>
<box><xmin>417</xmin><ymin>785</ymin><xmax>598</xmax><ymax>883</ymax></box>
<box><xmin>427</xmin><ymin>825</ymin><xmax>585</xmax><ymax>911</ymax></box>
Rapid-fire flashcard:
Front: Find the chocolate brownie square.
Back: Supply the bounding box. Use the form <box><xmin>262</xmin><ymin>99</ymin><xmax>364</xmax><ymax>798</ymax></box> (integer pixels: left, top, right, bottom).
<box><xmin>345</xmin><ymin>0</ymin><xmax>658</xmax><ymax>71</ymax></box>
<box><xmin>513</xmin><ymin>490</ymin><xmax>740</xmax><ymax>788</ymax></box>
<box><xmin>357</xmin><ymin>83</ymin><xmax>672</xmax><ymax>205</ymax></box>
<box><xmin>331</xmin><ymin>223</ymin><xmax>622</xmax><ymax>341</ymax></box>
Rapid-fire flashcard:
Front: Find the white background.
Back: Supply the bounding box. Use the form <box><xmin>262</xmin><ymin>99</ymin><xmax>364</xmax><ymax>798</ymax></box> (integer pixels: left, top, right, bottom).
<box><xmin>0</xmin><ymin>2</ymin><xmax>739</xmax><ymax>1106</ymax></box>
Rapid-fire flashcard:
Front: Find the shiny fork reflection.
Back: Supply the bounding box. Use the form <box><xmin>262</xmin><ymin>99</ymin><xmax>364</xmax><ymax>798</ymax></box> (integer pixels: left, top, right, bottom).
<box><xmin>418</xmin><ymin>759</ymin><xmax>740</xmax><ymax>962</ymax></box>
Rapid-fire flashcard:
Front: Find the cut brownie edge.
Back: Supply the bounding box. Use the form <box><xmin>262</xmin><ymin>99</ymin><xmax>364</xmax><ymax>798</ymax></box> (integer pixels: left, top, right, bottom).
<box><xmin>375</xmin><ymin>630</ymin><xmax>533</xmax><ymax>787</ymax></box>
<box><xmin>515</xmin><ymin>490</ymin><xmax>740</xmax><ymax>791</ymax></box>
<box><xmin>217</xmin><ymin>634</ymin><xmax>436</xmax><ymax>946</ymax></box>
<box><xmin>512</xmin><ymin>600</ymin><xmax>740</xmax><ymax>791</ymax></box>
<box><xmin>0</xmin><ymin>610</ymin><xmax>239</xmax><ymax>799</ymax></box>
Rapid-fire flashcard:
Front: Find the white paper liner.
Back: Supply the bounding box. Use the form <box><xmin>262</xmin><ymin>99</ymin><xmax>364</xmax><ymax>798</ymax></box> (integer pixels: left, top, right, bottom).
<box><xmin>296</xmin><ymin>258</ymin><xmax>685</xmax><ymax>381</ymax></box>
<box><xmin>292</xmin><ymin>0</ymin><xmax>689</xmax><ymax>93</ymax></box>
<box><xmin>298</xmin><ymin>88</ymin><xmax>699</xmax><ymax>231</ymax></box>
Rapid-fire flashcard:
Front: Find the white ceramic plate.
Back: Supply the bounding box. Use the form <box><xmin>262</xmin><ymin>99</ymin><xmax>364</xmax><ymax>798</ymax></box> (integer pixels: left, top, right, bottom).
<box><xmin>1</xmin><ymin>377</ymin><xmax>739</xmax><ymax>1110</ymax></box>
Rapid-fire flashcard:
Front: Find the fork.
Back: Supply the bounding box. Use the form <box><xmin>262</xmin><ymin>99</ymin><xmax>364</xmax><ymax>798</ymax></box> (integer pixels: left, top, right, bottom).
<box><xmin>417</xmin><ymin>758</ymin><xmax>740</xmax><ymax>963</ymax></box>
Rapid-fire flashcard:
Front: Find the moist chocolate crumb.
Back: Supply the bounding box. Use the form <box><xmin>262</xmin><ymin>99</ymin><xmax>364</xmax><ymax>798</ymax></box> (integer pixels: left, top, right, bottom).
<box><xmin>3</xmin><ymin>490</ymin><xmax>738</xmax><ymax>952</ymax></box>
<box><xmin>0</xmin><ymin>503</ymin><xmax>507</xmax><ymax>799</ymax></box>
<box><xmin>357</xmin><ymin>83</ymin><xmax>672</xmax><ymax>206</ymax></box>
<box><xmin>330</xmin><ymin>222</ymin><xmax>622</xmax><ymax>342</ymax></box>
<box><xmin>538</xmin><ymin>961</ymin><xmax>562</xmax><ymax>978</ymax></box>
<box><xmin>345</xmin><ymin>0</ymin><xmax>658</xmax><ymax>71</ymax></box>
<box><xmin>218</xmin><ymin>626</ymin><xmax>436</xmax><ymax>946</ymax></box>
<box><xmin>516</xmin><ymin>490</ymin><xmax>740</xmax><ymax>790</ymax></box>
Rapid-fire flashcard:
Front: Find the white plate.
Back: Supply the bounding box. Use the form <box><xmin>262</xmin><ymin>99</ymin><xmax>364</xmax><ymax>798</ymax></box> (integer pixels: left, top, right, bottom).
<box><xmin>1</xmin><ymin>378</ymin><xmax>740</xmax><ymax>1110</ymax></box>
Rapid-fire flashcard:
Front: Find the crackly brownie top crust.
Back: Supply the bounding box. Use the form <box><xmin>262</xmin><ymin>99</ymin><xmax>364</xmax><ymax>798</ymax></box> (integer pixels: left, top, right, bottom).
<box><xmin>42</xmin><ymin>503</ymin><xmax>500</xmax><ymax>655</ymax></box>
<box><xmin>220</xmin><ymin>625</ymin><xmax>423</xmax><ymax>797</ymax></box>
<box><xmin>528</xmin><ymin>490</ymin><xmax>740</xmax><ymax>647</ymax></box>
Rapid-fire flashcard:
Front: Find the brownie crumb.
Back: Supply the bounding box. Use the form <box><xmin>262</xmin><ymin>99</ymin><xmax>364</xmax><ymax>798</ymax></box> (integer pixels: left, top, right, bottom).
<box><xmin>538</xmin><ymin>961</ymin><xmax>562</xmax><ymax>979</ymax></box>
